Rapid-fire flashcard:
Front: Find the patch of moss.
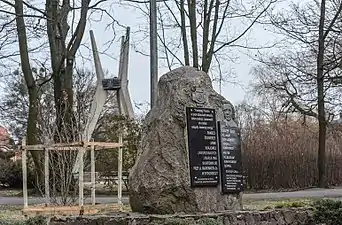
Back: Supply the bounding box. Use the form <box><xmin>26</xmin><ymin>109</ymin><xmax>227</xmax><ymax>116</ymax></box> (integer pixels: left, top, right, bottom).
<box><xmin>262</xmin><ymin>206</ymin><xmax>273</xmax><ymax>211</ymax></box>
<box><xmin>274</xmin><ymin>201</ymin><xmax>306</xmax><ymax>209</ymax></box>
<box><xmin>0</xmin><ymin>216</ymin><xmax>47</xmax><ymax>225</ymax></box>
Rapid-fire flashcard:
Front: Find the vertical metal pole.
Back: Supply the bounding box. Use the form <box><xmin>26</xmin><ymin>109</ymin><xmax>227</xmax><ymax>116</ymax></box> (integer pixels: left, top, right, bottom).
<box><xmin>150</xmin><ymin>0</ymin><xmax>158</xmax><ymax>108</ymax></box>
<box><xmin>117</xmin><ymin>135</ymin><xmax>123</xmax><ymax>206</ymax></box>
<box><xmin>44</xmin><ymin>148</ymin><xmax>50</xmax><ymax>206</ymax></box>
<box><xmin>91</xmin><ymin>143</ymin><xmax>96</xmax><ymax>206</ymax></box>
<box><xmin>21</xmin><ymin>137</ymin><xmax>28</xmax><ymax>209</ymax></box>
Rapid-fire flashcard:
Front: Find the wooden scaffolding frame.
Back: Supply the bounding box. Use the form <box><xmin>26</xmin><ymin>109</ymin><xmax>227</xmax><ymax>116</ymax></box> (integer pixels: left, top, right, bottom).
<box><xmin>21</xmin><ymin>137</ymin><xmax>124</xmax><ymax>215</ymax></box>
<box><xmin>20</xmin><ymin>27</ymin><xmax>134</xmax><ymax>216</ymax></box>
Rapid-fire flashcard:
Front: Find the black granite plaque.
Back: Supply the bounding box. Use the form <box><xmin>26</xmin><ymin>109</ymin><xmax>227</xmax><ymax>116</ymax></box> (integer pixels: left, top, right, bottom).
<box><xmin>186</xmin><ymin>107</ymin><xmax>219</xmax><ymax>187</ymax></box>
<box><xmin>218</xmin><ymin>121</ymin><xmax>243</xmax><ymax>193</ymax></box>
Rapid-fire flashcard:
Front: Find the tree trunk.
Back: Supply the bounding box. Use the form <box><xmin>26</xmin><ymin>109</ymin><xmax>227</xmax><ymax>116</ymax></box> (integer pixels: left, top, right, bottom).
<box><xmin>187</xmin><ymin>0</ymin><xmax>198</xmax><ymax>68</ymax></box>
<box><xmin>317</xmin><ymin>0</ymin><xmax>327</xmax><ymax>188</ymax></box>
<box><xmin>202</xmin><ymin>0</ymin><xmax>214</xmax><ymax>72</ymax></box>
<box><xmin>46</xmin><ymin>0</ymin><xmax>75</xmax><ymax>142</ymax></box>
<box><xmin>61</xmin><ymin>58</ymin><xmax>76</xmax><ymax>142</ymax></box>
<box><xmin>203</xmin><ymin>0</ymin><xmax>219</xmax><ymax>73</ymax></box>
<box><xmin>180</xmin><ymin>0</ymin><xmax>190</xmax><ymax>65</ymax></box>
<box><xmin>14</xmin><ymin>0</ymin><xmax>44</xmax><ymax>188</ymax></box>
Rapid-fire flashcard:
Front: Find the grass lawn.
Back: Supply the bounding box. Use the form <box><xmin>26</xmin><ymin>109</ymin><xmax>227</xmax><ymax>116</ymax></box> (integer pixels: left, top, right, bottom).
<box><xmin>0</xmin><ymin>205</ymin><xmax>26</xmax><ymax>222</ymax></box>
<box><xmin>0</xmin><ymin>189</ymin><xmax>23</xmax><ymax>197</ymax></box>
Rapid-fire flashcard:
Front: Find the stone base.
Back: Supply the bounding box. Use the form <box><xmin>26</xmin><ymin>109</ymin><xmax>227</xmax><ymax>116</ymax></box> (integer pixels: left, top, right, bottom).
<box><xmin>49</xmin><ymin>209</ymin><xmax>315</xmax><ymax>225</ymax></box>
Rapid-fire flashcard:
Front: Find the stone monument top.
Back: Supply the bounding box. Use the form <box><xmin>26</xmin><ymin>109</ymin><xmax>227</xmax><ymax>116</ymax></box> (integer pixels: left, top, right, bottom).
<box><xmin>128</xmin><ymin>66</ymin><xmax>239</xmax><ymax>214</ymax></box>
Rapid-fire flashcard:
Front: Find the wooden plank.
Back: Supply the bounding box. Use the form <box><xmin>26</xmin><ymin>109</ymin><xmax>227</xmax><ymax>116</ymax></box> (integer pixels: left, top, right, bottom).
<box><xmin>94</xmin><ymin>146</ymin><xmax>123</xmax><ymax>150</ymax></box>
<box><xmin>22</xmin><ymin>204</ymin><xmax>121</xmax><ymax>216</ymax></box>
<box><xmin>25</xmin><ymin>146</ymin><xmax>86</xmax><ymax>151</ymax></box>
<box><xmin>44</xmin><ymin>148</ymin><xmax>50</xmax><ymax>206</ymax></box>
<box><xmin>91</xmin><ymin>144</ymin><xmax>96</xmax><ymax>206</ymax></box>
<box><xmin>22</xmin><ymin>207</ymin><xmax>98</xmax><ymax>216</ymax></box>
<box><xmin>79</xmin><ymin>148</ymin><xmax>84</xmax><ymax>207</ymax></box>
<box><xmin>25</xmin><ymin>145</ymin><xmax>123</xmax><ymax>151</ymax></box>
<box><xmin>22</xmin><ymin>142</ymin><xmax>83</xmax><ymax>149</ymax></box>
<box><xmin>117</xmin><ymin>135</ymin><xmax>123</xmax><ymax>205</ymax></box>
<box><xmin>22</xmin><ymin>137</ymin><xmax>28</xmax><ymax>208</ymax></box>
<box><xmin>84</xmin><ymin>141</ymin><xmax>123</xmax><ymax>148</ymax></box>
<box><xmin>24</xmin><ymin>146</ymin><xmax>124</xmax><ymax>151</ymax></box>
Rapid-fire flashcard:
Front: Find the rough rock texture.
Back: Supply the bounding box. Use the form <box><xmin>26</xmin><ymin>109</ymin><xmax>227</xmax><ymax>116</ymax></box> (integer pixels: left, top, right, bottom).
<box><xmin>128</xmin><ymin>66</ymin><xmax>238</xmax><ymax>214</ymax></box>
<box><xmin>49</xmin><ymin>209</ymin><xmax>316</xmax><ymax>225</ymax></box>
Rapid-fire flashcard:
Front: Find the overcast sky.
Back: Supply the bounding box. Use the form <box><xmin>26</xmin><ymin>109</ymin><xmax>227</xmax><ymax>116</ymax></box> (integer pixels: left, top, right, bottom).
<box><xmin>80</xmin><ymin>1</ymin><xmax>281</xmax><ymax>114</ymax></box>
<box><xmin>0</xmin><ymin>0</ymin><xmax>284</xmax><ymax>118</ymax></box>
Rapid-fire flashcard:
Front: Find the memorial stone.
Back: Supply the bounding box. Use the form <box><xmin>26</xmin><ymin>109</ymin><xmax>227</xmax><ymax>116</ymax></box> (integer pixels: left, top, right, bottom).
<box><xmin>128</xmin><ymin>66</ymin><xmax>239</xmax><ymax>214</ymax></box>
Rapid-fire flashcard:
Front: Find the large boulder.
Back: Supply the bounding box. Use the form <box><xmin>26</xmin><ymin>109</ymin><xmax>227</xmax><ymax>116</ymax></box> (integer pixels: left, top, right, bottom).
<box><xmin>128</xmin><ymin>66</ymin><xmax>238</xmax><ymax>214</ymax></box>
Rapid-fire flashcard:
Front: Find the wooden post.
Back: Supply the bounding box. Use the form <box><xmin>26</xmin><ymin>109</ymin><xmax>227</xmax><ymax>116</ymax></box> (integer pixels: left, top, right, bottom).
<box><xmin>21</xmin><ymin>137</ymin><xmax>28</xmax><ymax>208</ymax></box>
<box><xmin>79</xmin><ymin>148</ymin><xmax>84</xmax><ymax>207</ymax></box>
<box><xmin>117</xmin><ymin>134</ymin><xmax>123</xmax><ymax>205</ymax></box>
<box><xmin>44</xmin><ymin>148</ymin><xmax>50</xmax><ymax>206</ymax></box>
<box><xmin>91</xmin><ymin>143</ymin><xmax>96</xmax><ymax>205</ymax></box>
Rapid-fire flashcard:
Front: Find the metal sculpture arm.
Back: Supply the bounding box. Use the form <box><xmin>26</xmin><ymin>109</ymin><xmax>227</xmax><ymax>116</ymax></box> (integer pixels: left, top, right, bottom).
<box><xmin>72</xmin><ymin>28</ymin><xmax>134</xmax><ymax>175</ymax></box>
<box><xmin>118</xmin><ymin>27</ymin><xmax>134</xmax><ymax>119</ymax></box>
<box><xmin>72</xmin><ymin>30</ymin><xmax>108</xmax><ymax>174</ymax></box>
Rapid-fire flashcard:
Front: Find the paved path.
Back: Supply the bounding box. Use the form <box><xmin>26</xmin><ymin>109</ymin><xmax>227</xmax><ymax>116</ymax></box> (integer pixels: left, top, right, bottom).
<box><xmin>243</xmin><ymin>187</ymin><xmax>342</xmax><ymax>200</ymax></box>
<box><xmin>2</xmin><ymin>187</ymin><xmax>342</xmax><ymax>205</ymax></box>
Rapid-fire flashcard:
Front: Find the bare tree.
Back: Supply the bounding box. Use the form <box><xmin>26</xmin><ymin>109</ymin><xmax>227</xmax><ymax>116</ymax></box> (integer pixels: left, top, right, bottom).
<box><xmin>1</xmin><ymin>0</ymin><xmax>121</xmax><ymax>141</ymax></box>
<box><xmin>13</xmin><ymin>0</ymin><xmax>42</xmax><ymax>180</ymax></box>
<box><xmin>252</xmin><ymin>0</ymin><xmax>342</xmax><ymax>187</ymax></box>
<box><xmin>125</xmin><ymin>0</ymin><xmax>276</xmax><ymax>87</ymax></box>
<box><xmin>0</xmin><ymin>0</ymin><xmax>122</xmax><ymax>187</ymax></box>
<box><xmin>0</xmin><ymin>67</ymin><xmax>123</xmax><ymax>198</ymax></box>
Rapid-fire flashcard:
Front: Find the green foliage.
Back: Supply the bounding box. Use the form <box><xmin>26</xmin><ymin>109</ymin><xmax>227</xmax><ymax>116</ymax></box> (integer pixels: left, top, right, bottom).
<box><xmin>95</xmin><ymin>115</ymin><xmax>142</xmax><ymax>173</ymax></box>
<box><xmin>0</xmin><ymin>159</ymin><xmax>34</xmax><ymax>188</ymax></box>
<box><xmin>313</xmin><ymin>199</ymin><xmax>342</xmax><ymax>225</ymax></box>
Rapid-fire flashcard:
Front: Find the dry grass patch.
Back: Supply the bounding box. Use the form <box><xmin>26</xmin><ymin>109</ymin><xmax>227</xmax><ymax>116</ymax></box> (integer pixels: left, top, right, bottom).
<box><xmin>242</xmin><ymin>198</ymin><xmax>313</xmax><ymax>211</ymax></box>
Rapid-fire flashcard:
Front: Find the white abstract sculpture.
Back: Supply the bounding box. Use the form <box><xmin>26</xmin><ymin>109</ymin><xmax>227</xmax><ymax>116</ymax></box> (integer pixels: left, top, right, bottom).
<box><xmin>72</xmin><ymin>28</ymin><xmax>134</xmax><ymax>175</ymax></box>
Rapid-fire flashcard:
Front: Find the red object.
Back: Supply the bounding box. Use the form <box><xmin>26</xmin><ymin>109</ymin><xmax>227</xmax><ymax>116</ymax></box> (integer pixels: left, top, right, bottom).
<box><xmin>0</xmin><ymin>126</ymin><xmax>10</xmax><ymax>145</ymax></box>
